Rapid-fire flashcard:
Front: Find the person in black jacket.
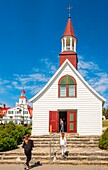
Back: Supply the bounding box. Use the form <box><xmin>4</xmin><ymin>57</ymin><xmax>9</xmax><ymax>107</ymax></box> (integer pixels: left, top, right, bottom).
<box><xmin>22</xmin><ymin>134</ymin><xmax>34</xmax><ymax>169</ymax></box>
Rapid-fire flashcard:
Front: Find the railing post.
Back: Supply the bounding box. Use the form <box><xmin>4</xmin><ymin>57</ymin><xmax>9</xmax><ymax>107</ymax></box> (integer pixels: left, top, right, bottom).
<box><xmin>50</xmin><ymin>125</ymin><xmax>52</xmax><ymax>160</ymax></box>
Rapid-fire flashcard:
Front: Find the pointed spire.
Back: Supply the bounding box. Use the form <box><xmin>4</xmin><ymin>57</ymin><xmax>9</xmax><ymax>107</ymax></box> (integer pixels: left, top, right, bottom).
<box><xmin>63</xmin><ymin>17</ymin><xmax>76</xmax><ymax>38</ymax></box>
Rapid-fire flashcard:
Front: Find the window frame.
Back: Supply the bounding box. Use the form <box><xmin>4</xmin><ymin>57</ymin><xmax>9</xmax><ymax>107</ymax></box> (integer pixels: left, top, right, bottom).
<box><xmin>58</xmin><ymin>75</ymin><xmax>77</xmax><ymax>98</ymax></box>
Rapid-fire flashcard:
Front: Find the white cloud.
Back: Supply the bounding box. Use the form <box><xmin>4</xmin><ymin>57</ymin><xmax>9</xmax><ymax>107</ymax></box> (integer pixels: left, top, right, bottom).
<box><xmin>78</xmin><ymin>69</ymin><xmax>88</xmax><ymax>77</ymax></box>
<box><xmin>40</xmin><ymin>58</ymin><xmax>58</xmax><ymax>74</ymax></box>
<box><xmin>0</xmin><ymin>79</ymin><xmax>10</xmax><ymax>85</ymax></box>
<box><xmin>0</xmin><ymin>87</ymin><xmax>6</xmax><ymax>93</ymax></box>
<box><xmin>92</xmin><ymin>73</ymin><xmax>108</xmax><ymax>93</ymax></box>
<box><xmin>78</xmin><ymin>55</ymin><xmax>108</xmax><ymax>102</ymax></box>
<box><xmin>8</xmin><ymin>57</ymin><xmax>57</xmax><ymax>95</ymax></box>
<box><xmin>12</xmin><ymin>81</ymin><xmax>18</xmax><ymax>86</ymax></box>
<box><xmin>29</xmin><ymin>73</ymin><xmax>50</xmax><ymax>82</ymax></box>
<box><xmin>78</xmin><ymin>55</ymin><xmax>100</xmax><ymax>71</ymax></box>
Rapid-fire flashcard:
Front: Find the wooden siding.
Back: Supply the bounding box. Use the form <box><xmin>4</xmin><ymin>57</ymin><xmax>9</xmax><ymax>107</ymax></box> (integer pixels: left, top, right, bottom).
<box><xmin>32</xmin><ymin>64</ymin><xmax>102</xmax><ymax>136</ymax></box>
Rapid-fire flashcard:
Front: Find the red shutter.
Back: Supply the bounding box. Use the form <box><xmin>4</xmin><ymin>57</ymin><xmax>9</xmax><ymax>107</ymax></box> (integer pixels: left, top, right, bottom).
<box><xmin>49</xmin><ymin>111</ymin><xmax>58</xmax><ymax>132</ymax></box>
<box><xmin>67</xmin><ymin>110</ymin><xmax>77</xmax><ymax>133</ymax></box>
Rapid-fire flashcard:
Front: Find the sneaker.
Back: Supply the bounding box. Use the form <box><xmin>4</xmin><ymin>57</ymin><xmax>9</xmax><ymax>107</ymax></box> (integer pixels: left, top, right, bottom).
<box><xmin>26</xmin><ymin>166</ymin><xmax>29</xmax><ymax>170</ymax></box>
<box><xmin>64</xmin><ymin>151</ymin><xmax>69</xmax><ymax>156</ymax></box>
<box><xmin>23</xmin><ymin>163</ymin><xmax>30</xmax><ymax>170</ymax></box>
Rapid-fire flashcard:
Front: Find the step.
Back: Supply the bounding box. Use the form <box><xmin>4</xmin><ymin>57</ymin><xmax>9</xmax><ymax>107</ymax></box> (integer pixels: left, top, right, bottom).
<box><xmin>0</xmin><ymin>159</ymin><xmax>108</xmax><ymax>165</ymax></box>
<box><xmin>32</xmin><ymin>137</ymin><xmax>100</xmax><ymax>141</ymax></box>
<box><xmin>34</xmin><ymin>144</ymin><xmax>98</xmax><ymax>147</ymax></box>
<box><xmin>1</xmin><ymin>155</ymin><xmax>108</xmax><ymax>161</ymax></box>
<box><xmin>33</xmin><ymin>140</ymin><xmax>99</xmax><ymax>144</ymax></box>
<box><xmin>31</xmin><ymin>136</ymin><xmax>100</xmax><ymax>142</ymax></box>
<box><xmin>0</xmin><ymin>149</ymin><xmax>108</xmax><ymax>165</ymax></box>
<box><xmin>1</xmin><ymin>150</ymin><xmax>107</xmax><ymax>157</ymax></box>
<box><xmin>1</xmin><ymin>151</ymin><xmax>108</xmax><ymax>161</ymax></box>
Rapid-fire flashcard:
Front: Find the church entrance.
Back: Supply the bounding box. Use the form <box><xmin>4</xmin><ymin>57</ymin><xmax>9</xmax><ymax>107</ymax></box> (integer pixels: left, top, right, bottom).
<box><xmin>49</xmin><ymin>110</ymin><xmax>77</xmax><ymax>133</ymax></box>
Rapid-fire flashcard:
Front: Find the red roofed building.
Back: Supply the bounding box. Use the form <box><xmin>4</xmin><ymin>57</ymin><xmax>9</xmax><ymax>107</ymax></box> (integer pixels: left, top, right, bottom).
<box><xmin>0</xmin><ymin>104</ymin><xmax>10</xmax><ymax>124</ymax></box>
<box><xmin>1</xmin><ymin>90</ymin><xmax>33</xmax><ymax>125</ymax></box>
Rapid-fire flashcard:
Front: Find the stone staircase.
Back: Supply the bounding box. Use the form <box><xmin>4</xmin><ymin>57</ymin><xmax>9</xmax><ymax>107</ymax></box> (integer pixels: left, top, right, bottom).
<box><xmin>0</xmin><ymin>133</ymin><xmax>108</xmax><ymax>165</ymax></box>
<box><xmin>32</xmin><ymin>134</ymin><xmax>99</xmax><ymax>147</ymax></box>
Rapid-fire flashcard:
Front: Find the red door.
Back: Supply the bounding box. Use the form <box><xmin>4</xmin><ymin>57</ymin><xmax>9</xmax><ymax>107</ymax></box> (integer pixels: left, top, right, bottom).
<box><xmin>49</xmin><ymin>111</ymin><xmax>58</xmax><ymax>132</ymax></box>
<box><xmin>67</xmin><ymin>110</ymin><xmax>77</xmax><ymax>133</ymax></box>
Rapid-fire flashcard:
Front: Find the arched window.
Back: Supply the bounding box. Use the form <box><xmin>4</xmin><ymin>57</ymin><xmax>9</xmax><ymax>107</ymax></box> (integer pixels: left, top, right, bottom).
<box><xmin>58</xmin><ymin>75</ymin><xmax>77</xmax><ymax>97</ymax></box>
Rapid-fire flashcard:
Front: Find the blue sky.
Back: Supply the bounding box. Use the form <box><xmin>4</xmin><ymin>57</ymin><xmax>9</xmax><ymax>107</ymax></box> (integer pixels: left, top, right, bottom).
<box><xmin>0</xmin><ymin>0</ymin><xmax>108</xmax><ymax>107</ymax></box>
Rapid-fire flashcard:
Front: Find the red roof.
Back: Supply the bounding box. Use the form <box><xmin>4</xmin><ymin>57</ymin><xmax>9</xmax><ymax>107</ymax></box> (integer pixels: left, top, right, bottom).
<box><xmin>63</xmin><ymin>17</ymin><xmax>76</xmax><ymax>38</ymax></box>
<box><xmin>28</xmin><ymin>108</ymin><xmax>33</xmax><ymax>116</ymax></box>
<box><xmin>20</xmin><ymin>96</ymin><xmax>27</xmax><ymax>99</ymax></box>
<box><xmin>0</xmin><ymin>107</ymin><xmax>9</xmax><ymax>117</ymax></box>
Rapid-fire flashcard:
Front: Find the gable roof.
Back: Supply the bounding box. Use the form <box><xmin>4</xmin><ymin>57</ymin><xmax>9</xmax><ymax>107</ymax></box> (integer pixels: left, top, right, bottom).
<box><xmin>29</xmin><ymin>59</ymin><xmax>106</xmax><ymax>103</ymax></box>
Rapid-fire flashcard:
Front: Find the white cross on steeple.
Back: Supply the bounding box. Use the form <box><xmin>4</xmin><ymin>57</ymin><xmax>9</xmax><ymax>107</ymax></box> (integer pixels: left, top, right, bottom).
<box><xmin>67</xmin><ymin>5</ymin><xmax>72</xmax><ymax>17</ymax></box>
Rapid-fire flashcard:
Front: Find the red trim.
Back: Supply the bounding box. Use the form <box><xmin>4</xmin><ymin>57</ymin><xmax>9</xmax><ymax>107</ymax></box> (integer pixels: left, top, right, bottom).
<box><xmin>67</xmin><ymin>110</ymin><xmax>77</xmax><ymax>133</ymax></box>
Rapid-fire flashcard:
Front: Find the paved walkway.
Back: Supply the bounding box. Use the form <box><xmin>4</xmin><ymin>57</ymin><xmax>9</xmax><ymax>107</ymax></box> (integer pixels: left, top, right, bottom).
<box><xmin>0</xmin><ymin>164</ymin><xmax>108</xmax><ymax>170</ymax></box>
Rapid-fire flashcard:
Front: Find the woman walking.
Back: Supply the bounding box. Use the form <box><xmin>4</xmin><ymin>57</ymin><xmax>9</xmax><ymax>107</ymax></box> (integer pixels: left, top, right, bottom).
<box><xmin>22</xmin><ymin>134</ymin><xmax>34</xmax><ymax>170</ymax></box>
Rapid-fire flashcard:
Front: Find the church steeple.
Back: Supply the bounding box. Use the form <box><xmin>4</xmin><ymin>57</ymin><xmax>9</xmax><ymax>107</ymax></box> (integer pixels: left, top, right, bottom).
<box><xmin>59</xmin><ymin>16</ymin><xmax>78</xmax><ymax>69</ymax></box>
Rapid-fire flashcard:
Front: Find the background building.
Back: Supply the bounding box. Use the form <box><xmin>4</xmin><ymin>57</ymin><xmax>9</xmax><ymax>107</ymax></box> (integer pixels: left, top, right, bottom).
<box><xmin>0</xmin><ymin>103</ymin><xmax>9</xmax><ymax>124</ymax></box>
<box><xmin>0</xmin><ymin>90</ymin><xmax>32</xmax><ymax>125</ymax></box>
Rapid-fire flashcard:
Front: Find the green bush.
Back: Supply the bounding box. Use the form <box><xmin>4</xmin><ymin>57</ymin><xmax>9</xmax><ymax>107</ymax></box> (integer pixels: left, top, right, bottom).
<box><xmin>99</xmin><ymin>128</ymin><xmax>108</xmax><ymax>149</ymax></box>
<box><xmin>0</xmin><ymin>137</ymin><xmax>17</xmax><ymax>151</ymax></box>
<box><xmin>0</xmin><ymin>122</ymin><xmax>32</xmax><ymax>151</ymax></box>
<box><xmin>0</xmin><ymin>130</ymin><xmax>9</xmax><ymax>139</ymax></box>
<box><xmin>5</xmin><ymin>122</ymin><xmax>16</xmax><ymax>132</ymax></box>
<box><xmin>102</xmin><ymin>120</ymin><xmax>108</xmax><ymax>127</ymax></box>
<box><xmin>24</xmin><ymin>124</ymin><xmax>32</xmax><ymax>135</ymax></box>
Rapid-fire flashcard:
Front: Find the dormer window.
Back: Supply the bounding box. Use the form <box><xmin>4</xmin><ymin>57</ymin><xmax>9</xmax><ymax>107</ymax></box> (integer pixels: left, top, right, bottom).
<box><xmin>58</xmin><ymin>75</ymin><xmax>77</xmax><ymax>97</ymax></box>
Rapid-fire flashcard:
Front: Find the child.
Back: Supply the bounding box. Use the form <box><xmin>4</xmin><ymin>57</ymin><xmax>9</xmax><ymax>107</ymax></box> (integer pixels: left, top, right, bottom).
<box><xmin>60</xmin><ymin>132</ymin><xmax>67</xmax><ymax>158</ymax></box>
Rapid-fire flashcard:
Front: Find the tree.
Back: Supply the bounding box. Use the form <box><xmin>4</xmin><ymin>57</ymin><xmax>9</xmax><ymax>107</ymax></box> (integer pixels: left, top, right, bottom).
<box><xmin>103</xmin><ymin>106</ymin><xmax>108</xmax><ymax>119</ymax></box>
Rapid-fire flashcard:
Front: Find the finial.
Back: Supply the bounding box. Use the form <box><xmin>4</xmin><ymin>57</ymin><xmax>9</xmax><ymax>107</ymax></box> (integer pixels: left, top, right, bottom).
<box><xmin>67</xmin><ymin>5</ymin><xmax>72</xmax><ymax>18</ymax></box>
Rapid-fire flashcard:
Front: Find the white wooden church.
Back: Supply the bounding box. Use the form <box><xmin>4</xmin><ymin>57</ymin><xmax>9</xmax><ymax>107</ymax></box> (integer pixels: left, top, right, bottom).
<box><xmin>30</xmin><ymin>16</ymin><xmax>105</xmax><ymax>136</ymax></box>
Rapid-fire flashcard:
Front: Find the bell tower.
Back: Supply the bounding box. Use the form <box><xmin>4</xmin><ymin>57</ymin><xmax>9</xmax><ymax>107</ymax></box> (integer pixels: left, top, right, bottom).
<box><xmin>59</xmin><ymin>16</ymin><xmax>78</xmax><ymax>69</ymax></box>
<box><xmin>19</xmin><ymin>89</ymin><xmax>27</xmax><ymax>105</ymax></box>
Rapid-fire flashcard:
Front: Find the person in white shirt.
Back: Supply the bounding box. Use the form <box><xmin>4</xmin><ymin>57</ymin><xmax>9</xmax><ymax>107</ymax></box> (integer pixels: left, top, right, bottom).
<box><xmin>60</xmin><ymin>132</ymin><xmax>67</xmax><ymax>158</ymax></box>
